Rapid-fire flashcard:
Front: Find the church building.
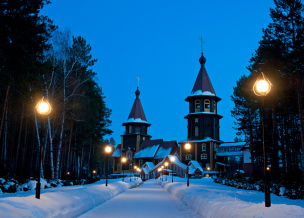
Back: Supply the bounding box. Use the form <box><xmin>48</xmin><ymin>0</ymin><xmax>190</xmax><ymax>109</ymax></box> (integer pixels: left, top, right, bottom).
<box><xmin>178</xmin><ymin>51</ymin><xmax>223</xmax><ymax>172</ymax></box>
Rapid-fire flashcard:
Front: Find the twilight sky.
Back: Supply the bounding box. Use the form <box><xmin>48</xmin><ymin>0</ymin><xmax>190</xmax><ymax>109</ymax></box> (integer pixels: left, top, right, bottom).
<box><xmin>41</xmin><ymin>0</ymin><xmax>275</xmax><ymax>144</ymax></box>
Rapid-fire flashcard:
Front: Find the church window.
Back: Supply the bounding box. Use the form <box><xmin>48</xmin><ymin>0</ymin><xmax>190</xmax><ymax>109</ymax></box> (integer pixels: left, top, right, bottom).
<box><xmin>195</xmin><ymin>100</ymin><xmax>200</xmax><ymax>112</ymax></box>
<box><xmin>201</xmin><ymin>154</ymin><xmax>207</xmax><ymax>159</ymax></box>
<box><xmin>129</xmin><ymin>126</ymin><xmax>132</xmax><ymax>133</ymax></box>
<box><xmin>214</xmin><ymin>101</ymin><xmax>217</xmax><ymax>113</ymax></box>
<box><xmin>139</xmin><ymin>159</ymin><xmax>143</xmax><ymax>168</ymax></box>
<box><xmin>185</xmin><ymin>154</ymin><xmax>192</xmax><ymax>160</ymax></box>
<box><xmin>204</xmin><ymin>99</ymin><xmax>210</xmax><ymax>112</ymax></box>
<box><xmin>195</xmin><ymin>118</ymin><xmax>199</xmax><ymax>123</ymax></box>
<box><xmin>117</xmin><ymin>164</ymin><xmax>120</xmax><ymax>171</ymax></box>
<box><xmin>195</xmin><ymin>127</ymin><xmax>199</xmax><ymax>136</ymax></box>
<box><xmin>202</xmin><ymin>143</ymin><xmax>206</xmax><ymax>151</ymax></box>
<box><xmin>143</xmin><ymin>137</ymin><xmax>145</xmax><ymax>141</ymax></box>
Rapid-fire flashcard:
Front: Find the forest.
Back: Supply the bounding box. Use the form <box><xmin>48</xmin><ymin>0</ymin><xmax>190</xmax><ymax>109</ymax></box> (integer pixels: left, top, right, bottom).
<box><xmin>0</xmin><ymin>0</ymin><xmax>113</xmax><ymax>183</ymax></box>
<box><xmin>231</xmin><ymin>0</ymin><xmax>304</xmax><ymax>186</ymax></box>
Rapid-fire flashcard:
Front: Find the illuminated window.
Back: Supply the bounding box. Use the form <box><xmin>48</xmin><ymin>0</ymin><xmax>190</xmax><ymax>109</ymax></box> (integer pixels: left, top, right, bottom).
<box><xmin>117</xmin><ymin>164</ymin><xmax>120</xmax><ymax>171</ymax></box>
<box><xmin>201</xmin><ymin>154</ymin><xmax>207</xmax><ymax>159</ymax></box>
<box><xmin>195</xmin><ymin>100</ymin><xmax>200</xmax><ymax>112</ymax></box>
<box><xmin>214</xmin><ymin>101</ymin><xmax>217</xmax><ymax>113</ymax></box>
<box><xmin>204</xmin><ymin>99</ymin><xmax>210</xmax><ymax>112</ymax></box>
<box><xmin>129</xmin><ymin>125</ymin><xmax>132</xmax><ymax>133</ymax></box>
<box><xmin>202</xmin><ymin>143</ymin><xmax>206</xmax><ymax>151</ymax></box>
<box><xmin>195</xmin><ymin>126</ymin><xmax>199</xmax><ymax>136</ymax></box>
<box><xmin>195</xmin><ymin>118</ymin><xmax>199</xmax><ymax>123</ymax></box>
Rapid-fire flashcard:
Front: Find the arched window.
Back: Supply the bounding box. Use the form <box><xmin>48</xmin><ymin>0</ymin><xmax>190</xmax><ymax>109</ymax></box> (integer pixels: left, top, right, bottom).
<box><xmin>195</xmin><ymin>126</ymin><xmax>199</xmax><ymax>136</ymax></box>
<box><xmin>117</xmin><ymin>164</ymin><xmax>121</xmax><ymax>171</ymax></box>
<box><xmin>202</xmin><ymin>143</ymin><xmax>206</xmax><ymax>151</ymax></box>
<box><xmin>139</xmin><ymin>159</ymin><xmax>143</xmax><ymax>168</ymax></box>
<box><xmin>201</xmin><ymin>154</ymin><xmax>207</xmax><ymax>159</ymax></box>
<box><xmin>129</xmin><ymin>125</ymin><xmax>132</xmax><ymax>133</ymax></box>
<box><xmin>185</xmin><ymin>154</ymin><xmax>192</xmax><ymax>160</ymax></box>
<box><xmin>214</xmin><ymin>101</ymin><xmax>217</xmax><ymax>113</ymax></box>
<box><xmin>195</xmin><ymin>118</ymin><xmax>199</xmax><ymax>123</ymax></box>
<box><xmin>195</xmin><ymin>100</ymin><xmax>200</xmax><ymax>112</ymax></box>
<box><xmin>204</xmin><ymin>99</ymin><xmax>210</xmax><ymax>112</ymax></box>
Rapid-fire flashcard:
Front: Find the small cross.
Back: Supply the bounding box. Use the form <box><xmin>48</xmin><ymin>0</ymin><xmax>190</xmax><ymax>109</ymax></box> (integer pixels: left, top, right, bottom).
<box><xmin>135</xmin><ymin>76</ymin><xmax>141</xmax><ymax>88</ymax></box>
<box><xmin>199</xmin><ymin>37</ymin><xmax>205</xmax><ymax>52</ymax></box>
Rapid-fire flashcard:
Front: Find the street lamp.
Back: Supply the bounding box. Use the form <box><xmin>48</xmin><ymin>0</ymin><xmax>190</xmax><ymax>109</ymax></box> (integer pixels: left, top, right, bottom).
<box><xmin>137</xmin><ymin>168</ymin><xmax>140</xmax><ymax>180</ymax></box>
<box><xmin>105</xmin><ymin>145</ymin><xmax>112</xmax><ymax>186</ymax></box>
<box><xmin>35</xmin><ymin>96</ymin><xmax>52</xmax><ymax>199</ymax></box>
<box><xmin>185</xmin><ymin>143</ymin><xmax>191</xmax><ymax>187</ymax></box>
<box><xmin>134</xmin><ymin>166</ymin><xmax>137</xmax><ymax>180</ymax></box>
<box><xmin>122</xmin><ymin>157</ymin><xmax>127</xmax><ymax>182</ymax></box>
<box><xmin>161</xmin><ymin>166</ymin><xmax>164</xmax><ymax>181</ymax></box>
<box><xmin>130</xmin><ymin>162</ymin><xmax>132</xmax><ymax>182</ymax></box>
<box><xmin>170</xmin><ymin>156</ymin><xmax>175</xmax><ymax>183</ymax></box>
<box><xmin>253</xmin><ymin>71</ymin><xmax>272</xmax><ymax>207</ymax></box>
<box><xmin>165</xmin><ymin>162</ymin><xmax>168</xmax><ymax>181</ymax></box>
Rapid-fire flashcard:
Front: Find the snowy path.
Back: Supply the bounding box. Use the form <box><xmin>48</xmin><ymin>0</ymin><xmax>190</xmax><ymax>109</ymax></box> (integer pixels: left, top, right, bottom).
<box><xmin>78</xmin><ymin>179</ymin><xmax>201</xmax><ymax>218</ymax></box>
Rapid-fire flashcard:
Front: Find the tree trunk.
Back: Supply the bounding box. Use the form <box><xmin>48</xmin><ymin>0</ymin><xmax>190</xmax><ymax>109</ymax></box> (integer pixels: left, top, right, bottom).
<box><xmin>0</xmin><ymin>85</ymin><xmax>10</xmax><ymax>143</ymax></box>
<box><xmin>65</xmin><ymin>119</ymin><xmax>73</xmax><ymax>179</ymax></box>
<box><xmin>296</xmin><ymin>86</ymin><xmax>304</xmax><ymax>168</ymax></box>
<box><xmin>15</xmin><ymin>103</ymin><xmax>24</xmax><ymax>174</ymax></box>
<box><xmin>272</xmin><ymin>101</ymin><xmax>279</xmax><ymax>174</ymax></box>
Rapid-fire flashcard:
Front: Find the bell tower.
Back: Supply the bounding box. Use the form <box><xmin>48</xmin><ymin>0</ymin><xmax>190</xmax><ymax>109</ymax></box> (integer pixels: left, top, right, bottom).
<box><xmin>179</xmin><ymin>51</ymin><xmax>222</xmax><ymax>171</ymax></box>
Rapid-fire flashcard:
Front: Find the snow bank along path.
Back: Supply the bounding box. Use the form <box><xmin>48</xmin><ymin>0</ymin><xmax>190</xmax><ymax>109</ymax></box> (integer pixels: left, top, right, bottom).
<box><xmin>0</xmin><ymin>178</ymin><xmax>142</xmax><ymax>218</ymax></box>
<box><xmin>79</xmin><ymin>179</ymin><xmax>201</xmax><ymax>218</ymax></box>
<box><xmin>158</xmin><ymin>177</ymin><xmax>304</xmax><ymax>218</ymax></box>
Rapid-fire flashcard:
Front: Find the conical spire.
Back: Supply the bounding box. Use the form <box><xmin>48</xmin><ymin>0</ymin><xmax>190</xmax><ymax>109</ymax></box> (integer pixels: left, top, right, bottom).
<box><xmin>128</xmin><ymin>87</ymin><xmax>147</xmax><ymax>121</ymax></box>
<box><xmin>191</xmin><ymin>52</ymin><xmax>215</xmax><ymax>95</ymax></box>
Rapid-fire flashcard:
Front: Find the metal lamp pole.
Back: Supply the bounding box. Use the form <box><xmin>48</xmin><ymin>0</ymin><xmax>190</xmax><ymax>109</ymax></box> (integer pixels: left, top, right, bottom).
<box><xmin>35</xmin><ymin>96</ymin><xmax>52</xmax><ymax>199</ymax></box>
<box><xmin>253</xmin><ymin>72</ymin><xmax>272</xmax><ymax>207</ymax></box>
<box><xmin>105</xmin><ymin>146</ymin><xmax>112</xmax><ymax>186</ymax></box>
<box><xmin>185</xmin><ymin>143</ymin><xmax>191</xmax><ymax>187</ymax></box>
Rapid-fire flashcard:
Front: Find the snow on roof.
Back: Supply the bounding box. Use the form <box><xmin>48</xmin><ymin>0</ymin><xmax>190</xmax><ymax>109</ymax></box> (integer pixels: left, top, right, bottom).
<box><xmin>142</xmin><ymin>168</ymin><xmax>149</xmax><ymax>175</ymax></box>
<box><xmin>219</xmin><ymin>142</ymin><xmax>247</xmax><ymax>147</ymax></box>
<box><xmin>124</xmin><ymin>118</ymin><xmax>150</xmax><ymax>124</ymax></box>
<box><xmin>216</xmin><ymin>151</ymin><xmax>243</xmax><ymax>156</ymax></box>
<box><xmin>112</xmin><ymin>149</ymin><xmax>121</xmax><ymax>157</ymax></box>
<box><xmin>143</xmin><ymin>162</ymin><xmax>155</xmax><ymax>171</ymax></box>
<box><xmin>179</xmin><ymin>137</ymin><xmax>218</xmax><ymax>143</ymax></box>
<box><xmin>190</xmin><ymin>90</ymin><xmax>216</xmax><ymax>97</ymax></box>
<box><xmin>190</xmin><ymin>160</ymin><xmax>203</xmax><ymax>172</ymax></box>
<box><xmin>134</xmin><ymin>144</ymin><xmax>159</xmax><ymax>158</ymax></box>
<box><xmin>154</xmin><ymin>147</ymin><xmax>172</xmax><ymax>159</ymax></box>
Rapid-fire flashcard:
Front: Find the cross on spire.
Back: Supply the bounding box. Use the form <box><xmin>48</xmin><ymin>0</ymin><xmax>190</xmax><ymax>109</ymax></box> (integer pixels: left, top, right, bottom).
<box><xmin>199</xmin><ymin>36</ymin><xmax>205</xmax><ymax>52</ymax></box>
<box><xmin>135</xmin><ymin>76</ymin><xmax>141</xmax><ymax>88</ymax></box>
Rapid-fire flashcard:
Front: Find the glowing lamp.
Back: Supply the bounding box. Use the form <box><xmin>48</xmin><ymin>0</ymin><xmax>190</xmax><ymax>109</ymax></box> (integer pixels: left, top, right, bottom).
<box><xmin>185</xmin><ymin>143</ymin><xmax>191</xmax><ymax>150</ymax></box>
<box><xmin>105</xmin><ymin>146</ymin><xmax>112</xmax><ymax>153</ymax></box>
<box><xmin>134</xmin><ymin>166</ymin><xmax>137</xmax><ymax>169</ymax></box>
<box><xmin>93</xmin><ymin>170</ymin><xmax>96</xmax><ymax>174</ymax></box>
<box><xmin>36</xmin><ymin>96</ymin><xmax>52</xmax><ymax>115</ymax></box>
<box><xmin>253</xmin><ymin>72</ymin><xmax>272</xmax><ymax>96</ymax></box>
<box><xmin>170</xmin><ymin>156</ymin><xmax>175</xmax><ymax>162</ymax></box>
<box><xmin>122</xmin><ymin>157</ymin><xmax>126</xmax><ymax>162</ymax></box>
<box><xmin>165</xmin><ymin>162</ymin><xmax>168</xmax><ymax>166</ymax></box>
<box><xmin>207</xmin><ymin>167</ymin><xmax>210</xmax><ymax>171</ymax></box>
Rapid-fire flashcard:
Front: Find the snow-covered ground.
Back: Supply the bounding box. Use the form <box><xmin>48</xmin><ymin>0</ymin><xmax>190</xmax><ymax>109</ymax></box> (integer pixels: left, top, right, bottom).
<box><xmin>158</xmin><ymin>176</ymin><xmax>304</xmax><ymax>218</ymax></box>
<box><xmin>0</xmin><ymin>177</ymin><xmax>142</xmax><ymax>218</ymax></box>
<box><xmin>79</xmin><ymin>179</ymin><xmax>201</xmax><ymax>218</ymax></box>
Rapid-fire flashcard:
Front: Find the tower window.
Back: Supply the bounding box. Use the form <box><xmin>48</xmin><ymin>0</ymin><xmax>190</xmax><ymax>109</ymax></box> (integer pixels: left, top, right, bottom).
<box><xmin>195</xmin><ymin>100</ymin><xmax>200</xmax><ymax>112</ymax></box>
<box><xmin>129</xmin><ymin>125</ymin><xmax>132</xmax><ymax>133</ymax></box>
<box><xmin>204</xmin><ymin>100</ymin><xmax>210</xmax><ymax>112</ymax></box>
<box><xmin>195</xmin><ymin>118</ymin><xmax>199</xmax><ymax>123</ymax></box>
<box><xmin>139</xmin><ymin>159</ymin><xmax>143</xmax><ymax>168</ymax></box>
<box><xmin>202</xmin><ymin>143</ymin><xmax>206</xmax><ymax>151</ymax></box>
<box><xmin>214</xmin><ymin>101</ymin><xmax>217</xmax><ymax>113</ymax></box>
<box><xmin>201</xmin><ymin>154</ymin><xmax>207</xmax><ymax>159</ymax></box>
<box><xmin>195</xmin><ymin>126</ymin><xmax>199</xmax><ymax>136</ymax></box>
<box><xmin>185</xmin><ymin>154</ymin><xmax>192</xmax><ymax>160</ymax></box>
<box><xmin>117</xmin><ymin>164</ymin><xmax>120</xmax><ymax>171</ymax></box>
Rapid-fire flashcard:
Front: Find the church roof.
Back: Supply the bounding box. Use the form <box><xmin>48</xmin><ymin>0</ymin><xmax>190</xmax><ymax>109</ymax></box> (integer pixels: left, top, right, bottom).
<box><xmin>191</xmin><ymin>53</ymin><xmax>216</xmax><ymax>96</ymax></box>
<box><xmin>127</xmin><ymin>87</ymin><xmax>147</xmax><ymax>122</ymax></box>
<box><xmin>140</xmin><ymin>139</ymin><xmax>163</xmax><ymax>150</ymax></box>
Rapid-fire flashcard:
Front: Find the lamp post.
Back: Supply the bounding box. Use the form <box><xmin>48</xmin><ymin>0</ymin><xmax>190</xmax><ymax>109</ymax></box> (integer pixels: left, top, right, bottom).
<box><xmin>122</xmin><ymin>157</ymin><xmax>126</xmax><ymax>182</ymax></box>
<box><xmin>130</xmin><ymin>161</ymin><xmax>132</xmax><ymax>182</ymax></box>
<box><xmin>134</xmin><ymin>166</ymin><xmax>137</xmax><ymax>180</ymax></box>
<box><xmin>185</xmin><ymin>143</ymin><xmax>191</xmax><ymax>187</ymax></box>
<box><xmin>165</xmin><ymin>162</ymin><xmax>168</xmax><ymax>181</ymax></box>
<box><xmin>35</xmin><ymin>96</ymin><xmax>52</xmax><ymax>199</ymax></box>
<box><xmin>253</xmin><ymin>72</ymin><xmax>272</xmax><ymax>207</ymax></box>
<box><xmin>170</xmin><ymin>156</ymin><xmax>175</xmax><ymax>183</ymax></box>
<box><xmin>161</xmin><ymin>166</ymin><xmax>164</xmax><ymax>181</ymax></box>
<box><xmin>105</xmin><ymin>145</ymin><xmax>112</xmax><ymax>186</ymax></box>
<box><xmin>137</xmin><ymin>168</ymin><xmax>140</xmax><ymax>180</ymax></box>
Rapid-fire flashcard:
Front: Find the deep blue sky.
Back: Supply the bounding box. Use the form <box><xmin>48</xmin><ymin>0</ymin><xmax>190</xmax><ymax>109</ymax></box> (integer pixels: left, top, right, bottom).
<box><xmin>41</xmin><ymin>0</ymin><xmax>275</xmax><ymax>144</ymax></box>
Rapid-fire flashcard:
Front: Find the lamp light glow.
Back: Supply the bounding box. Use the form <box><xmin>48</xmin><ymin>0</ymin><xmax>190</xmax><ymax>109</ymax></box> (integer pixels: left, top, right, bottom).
<box><xmin>185</xmin><ymin>143</ymin><xmax>191</xmax><ymax>150</ymax></box>
<box><xmin>165</xmin><ymin>162</ymin><xmax>168</xmax><ymax>166</ymax></box>
<box><xmin>105</xmin><ymin>146</ymin><xmax>112</xmax><ymax>153</ymax></box>
<box><xmin>36</xmin><ymin>96</ymin><xmax>52</xmax><ymax>115</ymax></box>
<box><xmin>253</xmin><ymin>72</ymin><xmax>272</xmax><ymax>96</ymax></box>
<box><xmin>170</xmin><ymin>156</ymin><xmax>175</xmax><ymax>162</ymax></box>
<box><xmin>122</xmin><ymin>157</ymin><xmax>127</xmax><ymax>162</ymax></box>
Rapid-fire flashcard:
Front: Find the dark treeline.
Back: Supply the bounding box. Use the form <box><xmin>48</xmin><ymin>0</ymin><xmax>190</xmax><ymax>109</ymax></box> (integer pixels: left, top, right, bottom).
<box><xmin>231</xmin><ymin>0</ymin><xmax>304</xmax><ymax>184</ymax></box>
<box><xmin>0</xmin><ymin>0</ymin><xmax>113</xmax><ymax>181</ymax></box>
